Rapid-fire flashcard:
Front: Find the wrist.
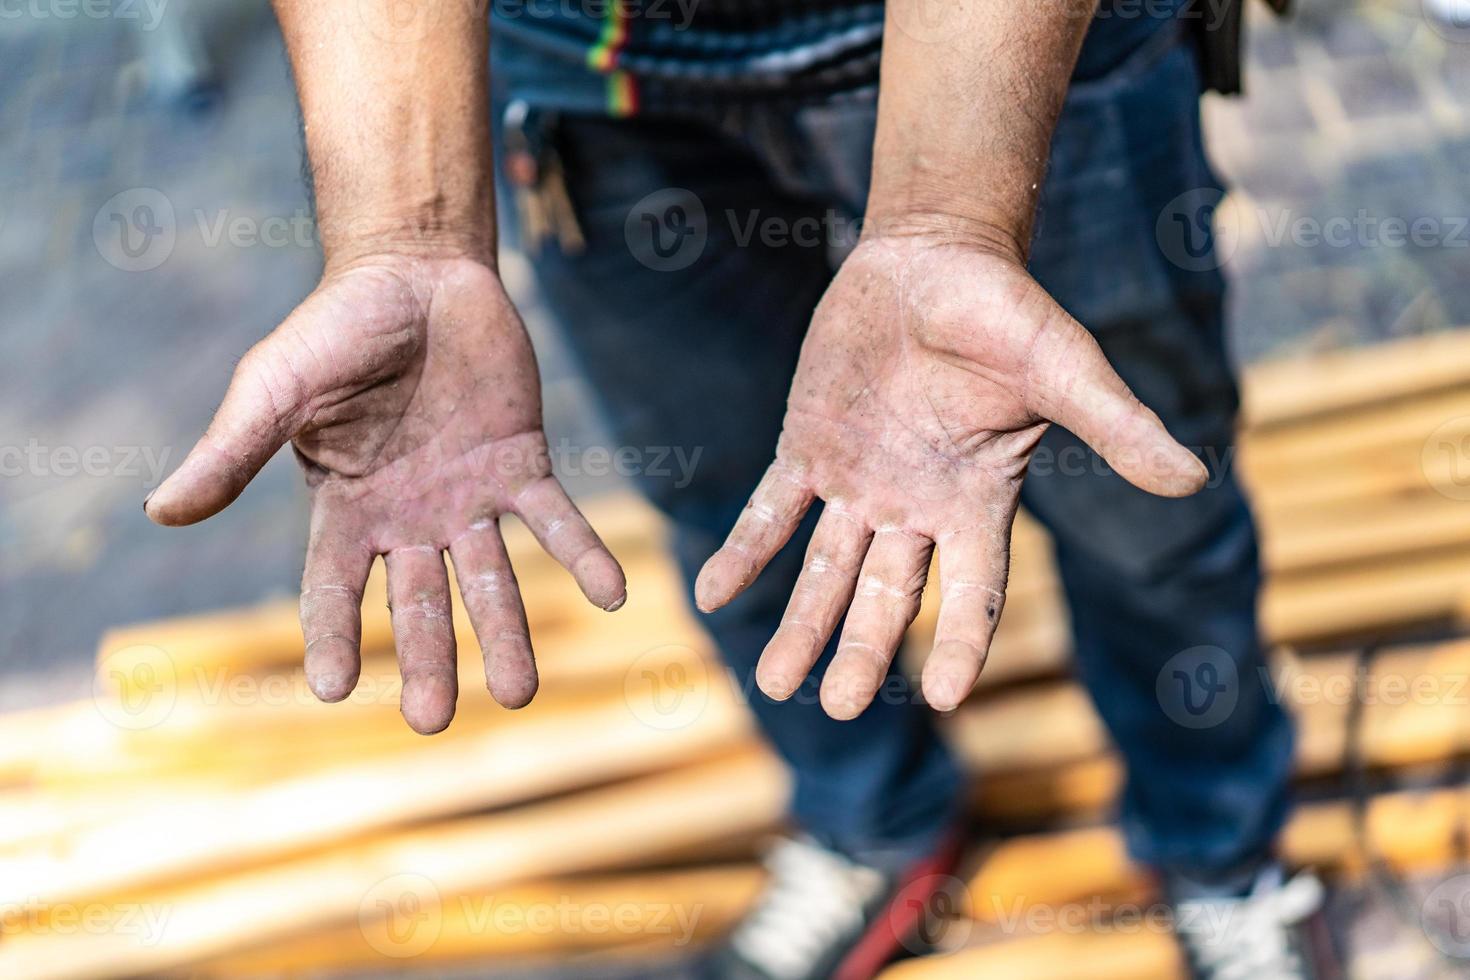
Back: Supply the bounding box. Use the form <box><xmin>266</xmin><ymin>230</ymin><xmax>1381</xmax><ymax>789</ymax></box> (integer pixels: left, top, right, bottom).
<box><xmin>317</xmin><ymin>207</ymin><xmax>496</xmax><ymax>273</ymax></box>
<box><xmin>308</xmin><ymin>115</ymin><xmax>496</xmax><ymax>270</ymax></box>
<box><xmin>861</xmin><ymin>205</ymin><xmax>1029</xmax><ymax>266</ymax></box>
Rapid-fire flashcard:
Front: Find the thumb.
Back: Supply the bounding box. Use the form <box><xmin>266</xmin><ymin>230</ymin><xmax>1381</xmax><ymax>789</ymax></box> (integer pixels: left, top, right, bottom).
<box><xmin>146</xmin><ymin>320</ymin><xmax>318</xmax><ymax>526</ymax></box>
<box><xmin>1026</xmin><ymin>315</ymin><xmax>1207</xmax><ymax>498</ymax></box>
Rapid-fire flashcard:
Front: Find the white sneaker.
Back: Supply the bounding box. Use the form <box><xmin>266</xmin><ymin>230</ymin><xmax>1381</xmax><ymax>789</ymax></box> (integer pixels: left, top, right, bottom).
<box><xmin>1172</xmin><ymin>866</ymin><xmax>1340</xmax><ymax>980</ymax></box>
<box><xmin>704</xmin><ymin>832</ymin><xmax>962</xmax><ymax>980</ymax></box>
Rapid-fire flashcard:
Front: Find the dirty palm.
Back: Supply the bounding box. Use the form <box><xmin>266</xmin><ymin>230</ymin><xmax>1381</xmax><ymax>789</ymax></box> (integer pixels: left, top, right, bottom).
<box><xmin>696</xmin><ymin>238</ymin><xmax>1206</xmax><ymax>717</ymax></box>
<box><xmin>145</xmin><ymin>257</ymin><xmax>626</xmax><ymax>733</ymax></box>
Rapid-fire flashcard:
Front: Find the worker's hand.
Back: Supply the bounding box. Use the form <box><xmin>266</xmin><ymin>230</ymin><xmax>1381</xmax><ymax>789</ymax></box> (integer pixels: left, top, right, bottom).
<box><xmin>695</xmin><ymin>236</ymin><xmax>1206</xmax><ymax>718</ymax></box>
<box><xmin>146</xmin><ymin>255</ymin><xmax>626</xmax><ymax>732</ymax></box>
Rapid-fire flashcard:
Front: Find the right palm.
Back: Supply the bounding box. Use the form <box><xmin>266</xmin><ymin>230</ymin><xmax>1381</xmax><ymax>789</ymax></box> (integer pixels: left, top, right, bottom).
<box><xmin>146</xmin><ymin>255</ymin><xmax>626</xmax><ymax>733</ymax></box>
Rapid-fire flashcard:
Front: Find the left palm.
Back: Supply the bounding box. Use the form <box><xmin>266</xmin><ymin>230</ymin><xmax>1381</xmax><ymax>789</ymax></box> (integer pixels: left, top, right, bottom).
<box><xmin>696</xmin><ymin>237</ymin><xmax>1206</xmax><ymax>718</ymax></box>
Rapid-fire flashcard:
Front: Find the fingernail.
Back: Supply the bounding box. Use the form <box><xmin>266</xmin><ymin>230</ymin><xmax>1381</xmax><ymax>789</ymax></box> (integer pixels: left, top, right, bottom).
<box><xmin>604</xmin><ymin>592</ymin><xmax>627</xmax><ymax>612</ymax></box>
<box><xmin>761</xmin><ymin>676</ymin><xmax>796</xmax><ymax>701</ymax></box>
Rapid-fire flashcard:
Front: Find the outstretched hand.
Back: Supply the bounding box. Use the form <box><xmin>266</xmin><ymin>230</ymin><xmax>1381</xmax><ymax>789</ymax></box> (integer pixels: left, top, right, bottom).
<box><xmin>146</xmin><ymin>256</ymin><xmax>626</xmax><ymax>733</ymax></box>
<box><xmin>695</xmin><ymin>237</ymin><xmax>1206</xmax><ymax>718</ymax></box>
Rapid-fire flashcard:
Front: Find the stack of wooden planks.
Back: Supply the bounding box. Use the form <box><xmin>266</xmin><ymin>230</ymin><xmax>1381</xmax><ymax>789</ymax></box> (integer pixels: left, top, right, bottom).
<box><xmin>4</xmin><ymin>330</ymin><xmax>1470</xmax><ymax>979</ymax></box>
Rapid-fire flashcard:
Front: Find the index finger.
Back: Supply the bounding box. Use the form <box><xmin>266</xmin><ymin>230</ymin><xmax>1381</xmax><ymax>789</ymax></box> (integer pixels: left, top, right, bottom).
<box><xmin>695</xmin><ymin>460</ymin><xmax>813</xmax><ymax>612</ymax></box>
<box><xmin>513</xmin><ymin>476</ymin><xmax>627</xmax><ymax>612</ymax></box>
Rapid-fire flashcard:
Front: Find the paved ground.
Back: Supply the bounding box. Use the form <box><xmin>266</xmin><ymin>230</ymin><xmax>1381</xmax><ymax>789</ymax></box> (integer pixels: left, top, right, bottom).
<box><xmin>1207</xmin><ymin>0</ymin><xmax>1470</xmax><ymax>361</ymax></box>
<box><xmin>3</xmin><ymin>0</ymin><xmax>1470</xmax><ymax>975</ymax></box>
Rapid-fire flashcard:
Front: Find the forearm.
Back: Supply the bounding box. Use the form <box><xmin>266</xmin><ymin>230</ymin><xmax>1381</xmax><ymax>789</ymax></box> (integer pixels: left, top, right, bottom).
<box><xmin>867</xmin><ymin>0</ymin><xmax>1092</xmax><ymax>259</ymax></box>
<box><xmin>273</xmin><ymin>1</ymin><xmax>495</xmax><ymax>268</ymax></box>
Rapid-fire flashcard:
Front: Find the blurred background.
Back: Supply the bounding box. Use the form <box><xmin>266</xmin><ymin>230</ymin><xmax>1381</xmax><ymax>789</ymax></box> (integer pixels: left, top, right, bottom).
<box><xmin>5</xmin><ymin>0</ymin><xmax>1470</xmax><ymax>977</ymax></box>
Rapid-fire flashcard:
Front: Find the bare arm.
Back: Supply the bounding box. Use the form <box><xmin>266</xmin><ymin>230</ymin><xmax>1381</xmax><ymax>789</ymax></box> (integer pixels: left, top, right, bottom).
<box><xmin>867</xmin><ymin>0</ymin><xmax>1093</xmax><ymax>257</ymax></box>
<box><xmin>277</xmin><ymin>0</ymin><xmax>495</xmax><ymax>266</ymax></box>
<box><xmin>146</xmin><ymin>2</ymin><xmax>626</xmax><ymax>734</ymax></box>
